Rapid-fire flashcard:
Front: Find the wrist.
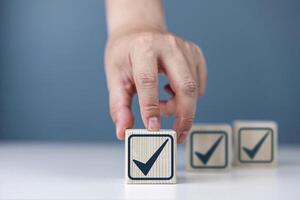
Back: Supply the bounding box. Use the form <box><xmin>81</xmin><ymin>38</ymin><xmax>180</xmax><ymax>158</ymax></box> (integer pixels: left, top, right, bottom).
<box><xmin>108</xmin><ymin>24</ymin><xmax>167</xmax><ymax>42</ymax></box>
<box><xmin>107</xmin><ymin>25</ymin><xmax>167</xmax><ymax>49</ymax></box>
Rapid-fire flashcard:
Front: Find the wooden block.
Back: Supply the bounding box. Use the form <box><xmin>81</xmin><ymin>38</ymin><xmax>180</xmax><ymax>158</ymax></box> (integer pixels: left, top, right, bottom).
<box><xmin>125</xmin><ymin>129</ymin><xmax>176</xmax><ymax>184</ymax></box>
<box><xmin>233</xmin><ymin>120</ymin><xmax>278</xmax><ymax>166</ymax></box>
<box><xmin>186</xmin><ymin>124</ymin><xmax>232</xmax><ymax>171</ymax></box>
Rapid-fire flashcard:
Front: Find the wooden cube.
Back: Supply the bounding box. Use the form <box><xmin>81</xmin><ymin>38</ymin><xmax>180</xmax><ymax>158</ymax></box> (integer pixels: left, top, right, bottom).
<box><xmin>186</xmin><ymin>124</ymin><xmax>232</xmax><ymax>171</ymax></box>
<box><xmin>233</xmin><ymin>120</ymin><xmax>278</xmax><ymax>166</ymax></box>
<box><xmin>125</xmin><ymin>129</ymin><xmax>176</xmax><ymax>184</ymax></box>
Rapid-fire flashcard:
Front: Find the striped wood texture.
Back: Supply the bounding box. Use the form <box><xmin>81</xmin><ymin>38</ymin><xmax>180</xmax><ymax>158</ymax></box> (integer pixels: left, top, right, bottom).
<box><xmin>125</xmin><ymin>129</ymin><xmax>176</xmax><ymax>184</ymax></box>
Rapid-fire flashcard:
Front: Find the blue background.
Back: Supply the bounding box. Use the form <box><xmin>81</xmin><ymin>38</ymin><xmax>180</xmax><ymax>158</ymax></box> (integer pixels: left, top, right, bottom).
<box><xmin>0</xmin><ymin>0</ymin><xmax>299</xmax><ymax>143</ymax></box>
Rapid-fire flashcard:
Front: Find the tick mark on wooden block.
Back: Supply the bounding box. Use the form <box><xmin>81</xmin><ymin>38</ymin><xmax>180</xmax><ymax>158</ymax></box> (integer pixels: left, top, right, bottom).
<box><xmin>234</xmin><ymin>120</ymin><xmax>277</xmax><ymax>166</ymax></box>
<box><xmin>186</xmin><ymin>124</ymin><xmax>232</xmax><ymax>171</ymax></box>
<box><xmin>194</xmin><ymin>135</ymin><xmax>224</xmax><ymax>165</ymax></box>
<box><xmin>126</xmin><ymin>129</ymin><xmax>176</xmax><ymax>184</ymax></box>
<box><xmin>133</xmin><ymin>139</ymin><xmax>169</xmax><ymax>176</ymax></box>
<box><xmin>242</xmin><ymin>131</ymin><xmax>269</xmax><ymax>159</ymax></box>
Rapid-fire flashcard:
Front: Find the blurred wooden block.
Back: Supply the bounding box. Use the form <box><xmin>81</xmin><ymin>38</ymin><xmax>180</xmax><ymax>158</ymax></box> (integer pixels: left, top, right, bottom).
<box><xmin>233</xmin><ymin>120</ymin><xmax>278</xmax><ymax>166</ymax></box>
<box><xmin>125</xmin><ymin>129</ymin><xmax>176</xmax><ymax>184</ymax></box>
<box><xmin>186</xmin><ymin>124</ymin><xmax>232</xmax><ymax>171</ymax></box>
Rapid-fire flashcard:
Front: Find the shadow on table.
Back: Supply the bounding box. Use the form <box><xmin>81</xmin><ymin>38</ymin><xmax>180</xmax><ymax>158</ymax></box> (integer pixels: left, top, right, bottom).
<box><xmin>176</xmin><ymin>162</ymin><xmax>284</xmax><ymax>184</ymax></box>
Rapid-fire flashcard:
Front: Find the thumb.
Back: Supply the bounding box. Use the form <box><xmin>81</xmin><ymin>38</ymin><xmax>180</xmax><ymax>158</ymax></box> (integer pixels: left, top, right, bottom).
<box><xmin>108</xmin><ymin>78</ymin><xmax>134</xmax><ymax>140</ymax></box>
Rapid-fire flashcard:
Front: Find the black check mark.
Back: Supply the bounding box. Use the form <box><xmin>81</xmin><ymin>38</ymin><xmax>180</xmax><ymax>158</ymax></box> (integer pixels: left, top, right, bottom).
<box><xmin>242</xmin><ymin>131</ymin><xmax>270</xmax><ymax>159</ymax></box>
<box><xmin>194</xmin><ymin>136</ymin><xmax>224</xmax><ymax>165</ymax></box>
<box><xmin>133</xmin><ymin>139</ymin><xmax>169</xmax><ymax>176</ymax></box>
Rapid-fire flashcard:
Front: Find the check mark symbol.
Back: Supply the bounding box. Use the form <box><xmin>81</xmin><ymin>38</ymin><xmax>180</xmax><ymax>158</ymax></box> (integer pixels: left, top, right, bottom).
<box><xmin>242</xmin><ymin>131</ymin><xmax>269</xmax><ymax>159</ymax></box>
<box><xmin>194</xmin><ymin>136</ymin><xmax>224</xmax><ymax>165</ymax></box>
<box><xmin>133</xmin><ymin>139</ymin><xmax>169</xmax><ymax>176</ymax></box>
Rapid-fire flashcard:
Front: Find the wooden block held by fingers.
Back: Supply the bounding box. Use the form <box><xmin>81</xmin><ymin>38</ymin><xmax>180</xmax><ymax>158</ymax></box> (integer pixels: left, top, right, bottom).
<box><xmin>186</xmin><ymin>124</ymin><xmax>232</xmax><ymax>171</ymax></box>
<box><xmin>233</xmin><ymin>120</ymin><xmax>278</xmax><ymax>167</ymax></box>
<box><xmin>125</xmin><ymin>129</ymin><xmax>176</xmax><ymax>184</ymax></box>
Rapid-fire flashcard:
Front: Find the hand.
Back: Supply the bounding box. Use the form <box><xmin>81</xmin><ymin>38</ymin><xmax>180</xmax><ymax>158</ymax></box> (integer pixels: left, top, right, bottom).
<box><xmin>105</xmin><ymin>30</ymin><xmax>207</xmax><ymax>143</ymax></box>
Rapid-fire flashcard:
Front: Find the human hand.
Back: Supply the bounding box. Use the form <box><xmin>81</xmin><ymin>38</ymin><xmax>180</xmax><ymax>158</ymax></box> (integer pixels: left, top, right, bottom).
<box><xmin>105</xmin><ymin>30</ymin><xmax>207</xmax><ymax>143</ymax></box>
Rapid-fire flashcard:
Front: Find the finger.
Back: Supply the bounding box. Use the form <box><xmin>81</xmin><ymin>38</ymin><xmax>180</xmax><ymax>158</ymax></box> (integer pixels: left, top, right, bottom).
<box><xmin>194</xmin><ymin>45</ymin><xmax>208</xmax><ymax>96</ymax></box>
<box><xmin>106</xmin><ymin>64</ymin><xmax>134</xmax><ymax>140</ymax></box>
<box><xmin>161</xmin><ymin>50</ymin><xmax>198</xmax><ymax>143</ymax></box>
<box><xmin>180</xmin><ymin>42</ymin><xmax>202</xmax><ymax>95</ymax></box>
<box><xmin>109</xmin><ymin>81</ymin><xmax>134</xmax><ymax>140</ymax></box>
<box><xmin>173</xmin><ymin>90</ymin><xmax>197</xmax><ymax>144</ymax></box>
<box><xmin>131</xmin><ymin>48</ymin><xmax>160</xmax><ymax>131</ymax></box>
<box><xmin>178</xmin><ymin>132</ymin><xmax>189</xmax><ymax>144</ymax></box>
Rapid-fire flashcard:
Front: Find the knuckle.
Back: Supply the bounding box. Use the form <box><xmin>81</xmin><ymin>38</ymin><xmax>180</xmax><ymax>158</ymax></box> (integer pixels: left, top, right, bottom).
<box><xmin>165</xmin><ymin>35</ymin><xmax>182</xmax><ymax>53</ymax></box>
<box><xmin>166</xmin><ymin>34</ymin><xmax>178</xmax><ymax>46</ymax></box>
<box><xmin>144</xmin><ymin>103</ymin><xmax>160</xmax><ymax>114</ymax></box>
<box><xmin>180</xmin><ymin>116</ymin><xmax>194</xmax><ymax>129</ymax></box>
<box><xmin>135</xmin><ymin>34</ymin><xmax>155</xmax><ymax>49</ymax></box>
<box><xmin>131</xmin><ymin>33</ymin><xmax>156</xmax><ymax>58</ymax></box>
<box><xmin>183</xmin><ymin>39</ymin><xmax>193</xmax><ymax>47</ymax></box>
<box><xmin>193</xmin><ymin>43</ymin><xmax>200</xmax><ymax>50</ymax></box>
<box><xmin>166</xmin><ymin>34</ymin><xmax>183</xmax><ymax>47</ymax></box>
<box><xmin>180</xmin><ymin>80</ymin><xmax>198</xmax><ymax>96</ymax></box>
<box><xmin>137</xmin><ymin>72</ymin><xmax>157</xmax><ymax>89</ymax></box>
<box><xmin>193</xmin><ymin>44</ymin><xmax>202</xmax><ymax>55</ymax></box>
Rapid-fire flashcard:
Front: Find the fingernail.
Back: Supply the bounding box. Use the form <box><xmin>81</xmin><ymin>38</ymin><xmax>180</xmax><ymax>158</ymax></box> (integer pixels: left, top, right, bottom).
<box><xmin>148</xmin><ymin>117</ymin><xmax>160</xmax><ymax>131</ymax></box>
<box><xmin>178</xmin><ymin>131</ymin><xmax>188</xmax><ymax>143</ymax></box>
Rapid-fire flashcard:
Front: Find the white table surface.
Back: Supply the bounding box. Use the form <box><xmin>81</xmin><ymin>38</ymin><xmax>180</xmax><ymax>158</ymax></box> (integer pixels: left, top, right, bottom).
<box><xmin>0</xmin><ymin>142</ymin><xmax>299</xmax><ymax>200</ymax></box>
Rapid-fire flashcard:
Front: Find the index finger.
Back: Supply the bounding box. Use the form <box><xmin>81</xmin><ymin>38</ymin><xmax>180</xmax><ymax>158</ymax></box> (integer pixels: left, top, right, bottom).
<box><xmin>131</xmin><ymin>47</ymin><xmax>160</xmax><ymax>131</ymax></box>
